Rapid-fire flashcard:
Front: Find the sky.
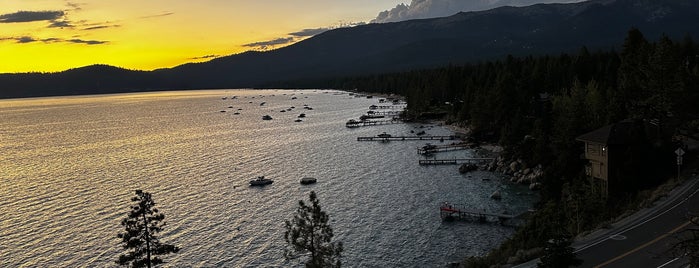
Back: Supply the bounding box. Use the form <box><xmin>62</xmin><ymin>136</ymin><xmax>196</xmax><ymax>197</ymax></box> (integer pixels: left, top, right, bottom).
<box><xmin>0</xmin><ymin>0</ymin><xmax>584</xmax><ymax>73</ymax></box>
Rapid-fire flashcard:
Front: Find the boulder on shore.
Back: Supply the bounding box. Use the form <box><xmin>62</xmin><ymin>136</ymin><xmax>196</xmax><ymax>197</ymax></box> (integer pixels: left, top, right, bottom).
<box><xmin>459</xmin><ymin>163</ymin><xmax>478</xmax><ymax>174</ymax></box>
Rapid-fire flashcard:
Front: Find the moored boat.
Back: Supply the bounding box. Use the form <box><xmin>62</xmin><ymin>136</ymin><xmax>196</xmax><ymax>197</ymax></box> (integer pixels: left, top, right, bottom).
<box><xmin>250</xmin><ymin>176</ymin><xmax>273</xmax><ymax>186</ymax></box>
<box><xmin>300</xmin><ymin>177</ymin><xmax>317</xmax><ymax>185</ymax></box>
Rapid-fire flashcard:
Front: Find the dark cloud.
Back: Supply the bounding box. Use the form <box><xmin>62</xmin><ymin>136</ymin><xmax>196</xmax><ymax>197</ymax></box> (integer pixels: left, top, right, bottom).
<box><xmin>83</xmin><ymin>24</ymin><xmax>120</xmax><ymax>31</ymax></box>
<box><xmin>289</xmin><ymin>28</ymin><xmax>331</xmax><ymax>37</ymax></box>
<box><xmin>0</xmin><ymin>36</ymin><xmax>108</xmax><ymax>45</ymax></box>
<box><xmin>242</xmin><ymin>37</ymin><xmax>295</xmax><ymax>50</ymax></box>
<box><xmin>49</xmin><ymin>20</ymin><xmax>74</xmax><ymax>28</ymax></box>
<box><xmin>67</xmin><ymin>38</ymin><xmax>108</xmax><ymax>45</ymax></box>
<box><xmin>140</xmin><ymin>12</ymin><xmax>174</xmax><ymax>19</ymax></box>
<box><xmin>17</xmin><ymin>36</ymin><xmax>37</xmax><ymax>43</ymax></box>
<box><xmin>190</xmin><ymin>54</ymin><xmax>219</xmax><ymax>60</ymax></box>
<box><xmin>0</xmin><ymin>10</ymin><xmax>65</xmax><ymax>23</ymax></box>
<box><xmin>371</xmin><ymin>0</ymin><xmax>586</xmax><ymax>23</ymax></box>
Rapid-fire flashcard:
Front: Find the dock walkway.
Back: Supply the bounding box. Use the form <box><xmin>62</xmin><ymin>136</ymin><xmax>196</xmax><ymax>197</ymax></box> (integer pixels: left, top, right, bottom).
<box><xmin>417</xmin><ymin>143</ymin><xmax>471</xmax><ymax>154</ymax></box>
<box><xmin>357</xmin><ymin>135</ymin><xmax>460</xmax><ymax>141</ymax></box>
<box><xmin>418</xmin><ymin>158</ymin><xmax>494</xmax><ymax>165</ymax></box>
<box><xmin>440</xmin><ymin>202</ymin><xmax>516</xmax><ymax>223</ymax></box>
<box><xmin>346</xmin><ymin>119</ymin><xmax>401</xmax><ymax>128</ymax></box>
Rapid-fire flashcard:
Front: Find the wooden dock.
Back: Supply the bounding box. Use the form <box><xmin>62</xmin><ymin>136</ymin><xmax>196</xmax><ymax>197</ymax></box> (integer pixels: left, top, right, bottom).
<box><xmin>440</xmin><ymin>202</ymin><xmax>515</xmax><ymax>223</ymax></box>
<box><xmin>417</xmin><ymin>143</ymin><xmax>471</xmax><ymax>155</ymax></box>
<box><xmin>369</xmin><ymin>105</ymin><xmax>406</xmax><ymax>110</ymax></box>
<box><xmin>357</xmin><ymin>135</ymin><xmax>460</xmax><ymax>141</ymax></box>
<box><xmin>346</xmin><ymin>119</ymin><xmax>401</xmax><ymax>128</ymax></box>
<box><xmin>367</xmin><ymin>111</ymin><xmax>401</xmax><ymax>116</ymax></box>
<box><xmin>418</xmin><ymin>158</ymin><xmax>494</xmax><ymax>165</ymax></box>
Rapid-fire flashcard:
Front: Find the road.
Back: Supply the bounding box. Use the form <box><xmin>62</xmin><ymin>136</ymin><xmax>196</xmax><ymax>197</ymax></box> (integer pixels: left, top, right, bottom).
<box><xmin>575</xmin><ymin>178</ymin><xmax>699</xmax><ymax>268</ymax></box>
<box><xmin>514</xmin><ymin>176</ymin><xmax>698</xmax><ymax>268</ymax></box>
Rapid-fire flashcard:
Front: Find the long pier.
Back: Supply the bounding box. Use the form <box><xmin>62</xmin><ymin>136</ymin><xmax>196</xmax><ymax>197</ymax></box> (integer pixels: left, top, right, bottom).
<box><xmin>346</xmin><ymin>119</ymin><xmax>401</xmax><ymax>128</ymax></box>
<box><xmin>440</xmin><ymin>203</ymin><xmax>515</xmax><ymax>223</ymax></box>
<box><xmin>367</xmin><ymin>111</ymin><xmax>401</xmax><ymax>116</ymax></box>
<box><xmin>417</xmin><ymin>143</ymin><xmax>471</xmax><ymax>154</ymax></box>
<box><xmin>418</xmin><ymin>158</ymin><xmax>494</xmax><ymax>165</ymax></box>
<box><xmin>369</xmin><ymin>105</ymin><xmax>406</xmax><ymax>110</ymax></box>
<box><xmin>357</xmin><ymin>135</ymin><xmax>460</xmax><ymax>141</ymax></box>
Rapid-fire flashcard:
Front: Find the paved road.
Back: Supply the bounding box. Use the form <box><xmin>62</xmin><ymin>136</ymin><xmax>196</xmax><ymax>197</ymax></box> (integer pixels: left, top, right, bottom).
<box><xmin>575</xmin><ymin>178</ymin><xmax>698</xmax><ymax>268</ymax></box>
<box><xmin>514</xmin><ymin>176</ymin><xmax>699</xmax><ymax>268</ymax></box>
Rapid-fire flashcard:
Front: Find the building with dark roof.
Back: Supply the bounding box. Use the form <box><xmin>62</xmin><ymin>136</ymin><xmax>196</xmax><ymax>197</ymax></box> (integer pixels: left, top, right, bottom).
<box><xmin>576</xmin><ymin>120</ymin><xmax>647</xmax><ymax>197</ymax></box>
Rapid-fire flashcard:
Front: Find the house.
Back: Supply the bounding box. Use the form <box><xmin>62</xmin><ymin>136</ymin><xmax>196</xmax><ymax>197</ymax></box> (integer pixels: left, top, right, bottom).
<box><xmin>576</xmin><ymin>120</ymin><xmax>648</xmax><ymax>197</ymax></box>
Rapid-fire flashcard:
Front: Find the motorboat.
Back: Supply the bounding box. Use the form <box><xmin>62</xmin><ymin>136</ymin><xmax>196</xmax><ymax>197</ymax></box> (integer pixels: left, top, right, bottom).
<box><xmin>300</xmin><ymin>177</ymin><xmax>317</xmax><ymax>185</ymax></box>
<box><xmin>262</xmin><ymin>115</ymin><xmax>273</xmax><ymax>120</ymax></box>
<box><xmin>377</xmin><ymin>132</ymin><xmax>392</xmax><ymax>138</ymax></box>
<box><xmin>250</xmin><ymin>176</ymin><xmax>273</xmax><ymax>186</ymax></box>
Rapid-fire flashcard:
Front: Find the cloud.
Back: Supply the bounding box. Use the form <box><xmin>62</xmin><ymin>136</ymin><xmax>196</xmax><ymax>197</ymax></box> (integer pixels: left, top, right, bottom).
<box><xmin>139</xmin><ymin>12</ymin><xmax>174</xmax><ymax>19</ymax></box>
<box><xmin>0</xmin><ymin>10</ymin><xmax>65</xmax><ymax>23</ymax></box>
<box><xmin>67</xmin><ymin>38</ymin><xmax>108</xmax><ymax>45</ymax></box>
<box><xmin>371</xmin><ymin>0</ymin><xmax>586</xmax><ymax>23</ymax></box>
<box><xmin>49</xmin><ymin>20</ymin><xmax>74</xmax><ymax>28</ymax></box>
<box><xmin>242</xmin><ymin>37</ymin><xmax>295</xmax><ymax>50</ymax></box>
<box><xmin>289</xmin><ymin>28</ymin><xmax>331</xmax><ymax>37</ymax></box>
<box><xmin>65</xmin><ymin>2</ymin><xmax>84</xmax><ymax>11</ymax></box>
<box><xmin>82</xmin><ymin>24</ymin><xmax>120</xmax><ymax>31</ymax></box>
<box><xmin>0</xmin><ymin>35</ymin><xmax>108</xmax><ymax>45</ymax></box>
<box><xmin>190</xmin><ymin>54</ymin><xmax>219</xmax><ymax>60</ymax></box>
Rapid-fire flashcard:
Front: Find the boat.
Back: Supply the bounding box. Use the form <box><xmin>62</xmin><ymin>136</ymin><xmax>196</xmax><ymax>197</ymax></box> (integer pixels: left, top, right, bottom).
<box><xmin>250</xmin><ymin>176</ymin><xmax>273</xmax><ymax>186</ymax></box>
<box><xmin>300</xmin><ymin>177</ymin><xmax>317</xmax><ymax>185</ymax></box>
<box><xmin>262</xmin><ymin>115</ymin><xmax>273</xmax><ymax>120</ymax></box>
<box><xmin>298</xmin><ymin>113</ymin><xmax>306</xmax><ymax>118</ymax></box>
<box><xmin>377</xmin><ymin>132</ymin><xmax>392</xmax><ymax>138</ymax></box>
<box><xmin>294</xmin><ymin>119</ymin><xmax>303</xmax><ymax>122</ymax></box>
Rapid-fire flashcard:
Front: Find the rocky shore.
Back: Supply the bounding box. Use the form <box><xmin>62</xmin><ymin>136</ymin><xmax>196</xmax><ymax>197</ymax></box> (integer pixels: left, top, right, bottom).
<box><xmin>442</xmin><ymin>122</ymin><xmax>544</xmax><ymax>191</ymax></box>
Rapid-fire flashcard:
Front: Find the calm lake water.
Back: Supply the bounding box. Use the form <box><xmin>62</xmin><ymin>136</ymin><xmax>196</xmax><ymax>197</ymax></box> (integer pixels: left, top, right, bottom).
<box><xmin>0</xmin><ymin>89</ymin><xmax>536</xmax><ymax>267</ymax></box>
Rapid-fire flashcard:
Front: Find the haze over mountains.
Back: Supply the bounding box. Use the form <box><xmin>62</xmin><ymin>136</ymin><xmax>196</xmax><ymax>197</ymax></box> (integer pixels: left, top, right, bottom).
<box><xmin>2</xmin><ymin>0</ymin><xmax>699</xmax><ymax>98</ymax></box>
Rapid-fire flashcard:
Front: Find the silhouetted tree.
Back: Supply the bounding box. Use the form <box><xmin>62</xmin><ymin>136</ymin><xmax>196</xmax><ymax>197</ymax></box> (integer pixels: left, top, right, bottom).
<box><xmin>117</xmin><ymin>190</ymin><xmax>179</xmax><ymax>268</ymax></box>
<box><xmin>537</xmin><ymin>233</ymin><xmax>582</xmax><ymax>268</ymax></box>
<box><xmin>284</xmin><ymin>191</ymin><xmax>343</xmax><ymax>268</ymax></box>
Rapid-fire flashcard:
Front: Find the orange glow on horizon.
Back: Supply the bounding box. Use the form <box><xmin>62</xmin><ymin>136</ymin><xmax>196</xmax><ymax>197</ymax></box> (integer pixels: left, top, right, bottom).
<box><xmin>0</xmin><ymin>0</ymin><xmax>404</xmax><ymax>73</ymax></box>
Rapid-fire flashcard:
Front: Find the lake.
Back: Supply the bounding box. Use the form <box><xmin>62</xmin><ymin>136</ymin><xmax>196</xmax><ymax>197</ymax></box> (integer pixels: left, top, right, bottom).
<box><xmin>0</xmin><ymin>89</ymin><xmax>536</xmax><ymax>267</ymax></box>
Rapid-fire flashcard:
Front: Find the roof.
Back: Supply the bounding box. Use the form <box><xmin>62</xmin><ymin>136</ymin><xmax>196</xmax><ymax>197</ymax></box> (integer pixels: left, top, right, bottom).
<box><xmin>576</xmin><ymin>120</ymin><xmax>645</xmax><ymax>145</ymax></box>
<box><xmin>576</xmin><ymin>124</ymin><xmax>613</xmax><ymax>144</ymax></box>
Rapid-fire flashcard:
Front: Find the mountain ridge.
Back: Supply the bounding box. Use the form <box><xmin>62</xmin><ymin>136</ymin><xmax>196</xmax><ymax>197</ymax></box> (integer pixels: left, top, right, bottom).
<box><xmin>2</xmin><ymin>0</ymin><xmax>699</xmax><ymax>98</ymax></box>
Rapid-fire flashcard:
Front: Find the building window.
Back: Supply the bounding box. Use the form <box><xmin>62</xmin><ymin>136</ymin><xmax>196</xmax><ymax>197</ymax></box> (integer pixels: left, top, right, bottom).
<box><xmin>587</xmin><ymin>143</ymin><xmax>599</xmax><ymax>156</ymax></box>
<box><xmin>601</xmin><ymin>146</ymin><xmax>606</xmax><ymax>156</ymax></box>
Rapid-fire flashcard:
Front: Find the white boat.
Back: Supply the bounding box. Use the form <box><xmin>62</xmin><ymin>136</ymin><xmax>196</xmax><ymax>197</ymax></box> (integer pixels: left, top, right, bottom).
<box><xmin>250</xmin><ymin>176</ymin><xmax>273</xmax><ymax>186</ymax></box>
<box><xmin>300</xmin><ymin>177</ymin><xmax>317</xmax><ymax>185</ymax></box>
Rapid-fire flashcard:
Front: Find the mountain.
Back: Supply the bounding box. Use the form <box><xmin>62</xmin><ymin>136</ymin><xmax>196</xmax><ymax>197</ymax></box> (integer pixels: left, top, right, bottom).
<box><xmin>2</xmin><ymin>0</ymin><xmax>699</xmax><ymax>98</ymax></box>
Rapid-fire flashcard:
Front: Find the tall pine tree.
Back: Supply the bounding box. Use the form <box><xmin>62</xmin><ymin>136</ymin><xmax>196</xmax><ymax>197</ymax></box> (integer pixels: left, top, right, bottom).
<box><xmin>117</xmin><ymin>190</ymin><xmax>179</xmax><ymax>268</ymax></box>
<box><xmin>284</xmin><ymin>191</ymin><xmax>343</xmax><ymax>268</ymax></box>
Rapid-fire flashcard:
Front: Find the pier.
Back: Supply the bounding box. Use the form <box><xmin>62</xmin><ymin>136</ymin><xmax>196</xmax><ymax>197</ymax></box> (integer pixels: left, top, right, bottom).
<box><xmin>357</xmin><ymin>135</ymin><xmax>460</xmax><ymax>141</ymax></box>
<box><xmin>369</xmin><ymin>105</ymin><xmax>406</xmax><ymax>110</ymax></box>
<box><xmin>367</xmin><ymin>111</ymin><xmax>401</xmax><ymax>116</ymax></box>
<box><xmin>417</xmin><ymin>143</ymin><xmax>471</xmax><ymax>155</ymax></box>
<box><xmin>418</xmin><ymin>158</ymin><xmax>494</xmax><ymax>165</ymax></box>
<box><xmin>440</xmin><ymin>202</ymin><xmax>516</xmax><ymax>223</ymax></box>
<box><xmin>346</xmin><ymin>119</ymin><xmax>401</xmax><ymax>128</ymax></box>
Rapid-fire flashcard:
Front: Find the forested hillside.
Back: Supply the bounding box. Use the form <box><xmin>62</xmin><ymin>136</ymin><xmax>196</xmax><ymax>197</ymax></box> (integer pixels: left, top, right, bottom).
<box><xmin>315</xmin><ymin>29</ymin><xmax>699</xmax><ymax>266</ymax></box>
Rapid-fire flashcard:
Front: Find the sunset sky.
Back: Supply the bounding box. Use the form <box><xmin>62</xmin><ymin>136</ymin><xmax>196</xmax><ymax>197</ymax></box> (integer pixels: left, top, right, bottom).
<box><xmin>1</xmin><ymin>0</ymin><xmax>583</xmax><ymax>73</ymax></box>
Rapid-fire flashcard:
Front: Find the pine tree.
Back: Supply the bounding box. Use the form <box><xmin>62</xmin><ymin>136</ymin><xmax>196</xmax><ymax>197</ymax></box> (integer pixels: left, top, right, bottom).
<box><xmin>537</xmin><ymin>234</ymin><xmax>582</xmax><ymax>268</ymax></box>
<box><xmin>284</xmin><ymin>191</ymin><xmax>343</xmax><ymax>268</ymax></box>
<box><xmin>117</xmin><ymin>190</ymin><xmax>179</xmax><ymax>268</ymax></box>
